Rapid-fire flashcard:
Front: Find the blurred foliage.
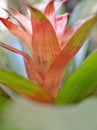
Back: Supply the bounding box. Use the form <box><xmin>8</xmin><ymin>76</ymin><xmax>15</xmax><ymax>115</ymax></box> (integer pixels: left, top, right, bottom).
<box><xmin>63</xmin><ymin>0</ymin><xmax>97</xmax><ymax>82</ymax></box>
<box><xmin>1</xmin><ymin>97</ymin><xmax>97</xmax><ymax>130</ymax></box>
<box><xmin>69</xmin><ymin>0</ymin><xmax>97</xmax><ymax>53</ymax></box>
<box><xmin>0</xmin><ymin>0</ymin><xmax>97</xmax><ymax>130</ymax></box>
<box><xmin>0</xmin><ymin>88</ymin><xmax>11</xmax><ymax>110</ymax></box>
<box><xmin>65</xmin><ymin>0</ymin><xmax>82</xmax><ymax>13</ymax></box>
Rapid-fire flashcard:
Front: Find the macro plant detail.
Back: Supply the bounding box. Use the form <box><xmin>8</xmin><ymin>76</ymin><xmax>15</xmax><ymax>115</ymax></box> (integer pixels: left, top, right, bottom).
<box><xmin>0</xmin><ymin>0</ymin><xmax>97</xmax><ymax>105</ymax></box>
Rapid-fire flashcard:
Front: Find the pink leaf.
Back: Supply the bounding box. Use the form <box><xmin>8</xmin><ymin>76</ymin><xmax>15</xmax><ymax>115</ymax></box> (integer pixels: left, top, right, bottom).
<box><xmin>44</xmin><ymin>0</ymin><xmax>56</xmax><ymax>28</ymax></box>
<box><xmin>56</xmin><ymin>13</ymin><xmax>70</xmax><ymax>43</ymax></box>
<box><xmin>44</xmin><ymin>0</ymin><xmax>67</xmax><ymax>31</ymax></box>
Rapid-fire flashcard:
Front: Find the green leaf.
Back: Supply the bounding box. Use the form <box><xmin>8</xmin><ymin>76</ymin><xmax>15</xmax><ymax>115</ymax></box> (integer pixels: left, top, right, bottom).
<box><xmin>55</xmin><ymin>50</ymin><xmax>97</xmax><ymax>105</ymax></box>
<box><xmin>0</xmin><ymin>88</ymin><xmax>10</xmax><ymax>109</ymax></box>
<box><xmin>0</xmin><ymin>69</ymin><xmax>54</xmax><ymax>104</ymax></box>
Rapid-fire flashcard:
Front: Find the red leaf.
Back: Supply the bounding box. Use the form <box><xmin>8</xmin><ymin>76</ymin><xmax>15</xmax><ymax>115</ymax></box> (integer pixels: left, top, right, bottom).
<box><xmin>0</xmin><ymin>42</ymin><xmax>43</xmax><ymax>85</ymax></box>
<box><xmin>9</xmin><ymin>7</ymin><xmax>32</xmax><ymax>34</ymax></box>
<box><xmin>29</xmin><ymin>6</ymin><xmax>61</xmax><ymax>78</ymax></box>
<box><xmin>0</xmin><ymin>18</ymin><xmax>32</xmax><ymax>51</ymax></box>
<box><xmin>42</xmin><ymin>15</ymin><xmax>97</xmax><ymax>97</ymax></box>
<box><xmin>44</xmin><ymin>0</ymin><xmax>67</xmax><ymax>31</ymax></box>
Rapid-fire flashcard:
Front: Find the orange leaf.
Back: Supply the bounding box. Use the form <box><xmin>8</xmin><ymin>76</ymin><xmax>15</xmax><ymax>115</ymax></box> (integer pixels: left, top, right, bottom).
<box><xmin>0</xmin><ymin>18</ymin><xmax>32</xmax><ymax>51</ymax></box>
<box><xmin>29</xmin><ymin>6</ymin><xmax>61</xmax><ymax>78</ymax></box>
<box><xmin>9</xmin><ymin>7</ymin><xmax>32</xmax><ymax>34</ymax></box>
<box><xmin>42</xmin><ymin>15</ymin><xmax>97</xmax><ymax>97</ymax></box>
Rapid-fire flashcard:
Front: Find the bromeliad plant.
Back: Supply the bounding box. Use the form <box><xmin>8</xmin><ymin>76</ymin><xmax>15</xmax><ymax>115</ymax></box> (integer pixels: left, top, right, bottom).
<box><xmin>0</xmin><ymin>0</ymin><xmax>97</xmax><ymax>105</ymax></box>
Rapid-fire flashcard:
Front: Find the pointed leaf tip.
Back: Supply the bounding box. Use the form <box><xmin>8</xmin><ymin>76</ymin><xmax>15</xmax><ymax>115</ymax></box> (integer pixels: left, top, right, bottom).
<box><xmin>29</xmin><ymin>5</ymin><xmax>60</xmax><ymax>77</ymax></box>
<box><xmin>0</xmin><ymin>18</ymin><xmax>32</xmax><ymax>50</ymax></box>
<box><xmin>43</xmin><ymin>15</ymin><xmax>97</xmax><ymax>97</ymax></box>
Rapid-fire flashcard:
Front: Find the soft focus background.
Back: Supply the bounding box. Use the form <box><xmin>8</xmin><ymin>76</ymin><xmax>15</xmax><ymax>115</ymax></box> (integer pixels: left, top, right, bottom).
<box><xmin>0</xmin><ymin>0</ymin><xmax>97</xmax><ymax>130</ymax></box>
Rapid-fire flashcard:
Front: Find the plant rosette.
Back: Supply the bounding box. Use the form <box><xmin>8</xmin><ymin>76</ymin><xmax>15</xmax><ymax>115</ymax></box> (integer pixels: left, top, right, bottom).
<box><xmin>0</xmin><ymin>1</ymin><xmax>97</xmax><ymax>129</ymax></box>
